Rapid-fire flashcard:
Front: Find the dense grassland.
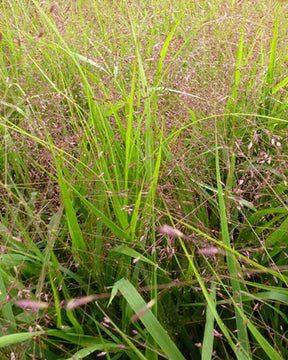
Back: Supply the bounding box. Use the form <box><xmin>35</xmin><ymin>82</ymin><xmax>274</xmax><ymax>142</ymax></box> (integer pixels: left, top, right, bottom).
<box><xmin>0</xmin><ymin>0</ymin><xmax>288</xmax><ymax>359</ymax></box>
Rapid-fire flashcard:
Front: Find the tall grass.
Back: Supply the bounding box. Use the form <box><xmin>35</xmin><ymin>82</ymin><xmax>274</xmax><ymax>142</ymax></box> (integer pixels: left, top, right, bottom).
<box><xmin>0</xmin><ymin>0</ymin><xmax>287</xmax><ymax>359</ymax></box>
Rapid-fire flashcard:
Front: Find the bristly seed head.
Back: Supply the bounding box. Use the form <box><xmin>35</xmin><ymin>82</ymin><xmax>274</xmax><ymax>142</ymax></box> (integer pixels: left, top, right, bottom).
<box><xmin>197</xmin><ymin>247</ymin><xmax>225</xmax><ymax>256</ymax></box>
<box><xmin>15</xmin><ymin>300</ymin><xmax>49</xmax><ymax>311</ymax></box>
<box><xmin>66</xmin><ymin>295</ymin><xmax>97</xmax><ymax>310</ymax></box>
<box><xmin>158</xmin><ymin>224</ymin><xmax>185</xmax><ymax>239</ymax></box>
<box><xmin>97</xmin><ymin>352</ymin><xmax>107</xmax><ymax>357</ymax></box>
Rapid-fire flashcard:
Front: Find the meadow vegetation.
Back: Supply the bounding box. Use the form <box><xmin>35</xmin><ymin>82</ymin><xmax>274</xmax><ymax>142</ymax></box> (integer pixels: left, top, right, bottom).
<box><xmin>0</xmin><ymin>0</ymin><xmax>288</xmax><ymax>359</ymax></box>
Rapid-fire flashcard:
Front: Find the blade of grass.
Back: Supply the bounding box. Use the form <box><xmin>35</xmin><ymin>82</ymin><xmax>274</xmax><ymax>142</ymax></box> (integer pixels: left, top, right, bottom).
<box><xmin>0</xmin><ymin>331</ymin><xmax>44</xmax><ymax>348</ymax></box>
<box><xmin>154</xmin><ymin>205</ymin><xmax>287</xmax><ymax>283</ymax></box>
<box><xmin>262</xmin><ymin>10</ymin><xmax>279</xmax><ymax>116</ymax></box>
<box><xmin>215</xmin><ymin>128</ymin><xmax>251</xmax><ymax>358</ymax></box>
<box><xmin>203</xmin><ymin>255</ymin><xmax>285</xmax><ymax>360</ymax></box>
<box><xmin>113</xmin><ymin>278</ymin><xmax>186</xmax><ymax>360</ymax></box>
<box><xmin>59</xmin><ymin>343</ymin><xmax>122</xmax><ymax>360</ymax></box>
<box><xmin>201</xmin><ymin>282</ymin><xmax>216</xmax><ymax>360</ymax></box>
<box><xmin>178</xmin><ymin>245</ymin><xmax>247</xmax><ymax>360</ymax></box>
<box><xmin>111</xmin><ymin>245</ymin><xmax>167</xmax><ymax>273</ymax></box>
<box><xmin>154</xmin><ymin>15</ymin><xmax>182</xmax><ymax>86</ymax></box>
<box><xmin>53</xmin><ymin>153</ymin><xmax>87</xmax><ymax>260</ymax></box>
<box><xmin>0</xmin><ymin>271</ymin><xmax>16</xmax><ymax>330</ymax></box>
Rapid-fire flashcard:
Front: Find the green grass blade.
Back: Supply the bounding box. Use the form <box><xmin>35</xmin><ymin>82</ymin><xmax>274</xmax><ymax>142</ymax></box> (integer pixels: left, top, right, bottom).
<box><xmin>272</xmin><ymin>76</ymin><xmax>288</xmax><ymax>94</ymax></box>
<box><xmin>201</xmin><ymin>282</ymin><xmax>216</xmax><ymax>360</ymax></box>
<box><xmin>114</xmin><ymin>278</ymin><xmax>185</xmax><ymax>360</ymax></box>
<box><xmin>215</xmin><ymin>130</ymin><xmax>251</xmax><ymax>358</ymax></box>
<box><xmin>111</xmin><ymin>245</ymin><xmax>166</xmax><ymax>273</ymax></box>
<box><xmin>205</xmin><ymin>251</ymin><xmax>285</xmax><ymax>360</ymax></box>
<box><xmin>266</xmin><ymin>12</ymin><xmax>279</xmax><ymax>87</ymax></box>
<box><xmin>154</xmin><ymin>15</ymin><xmax>182</xmax><ymax>85</ymax></box>
<box><xmin>60</xmin><ymin>343</ymin><xmax>121</xmax><ymax>360</ymax></box>
<box><xmin>0</xmin><ymin>331</ymin><xmax>44</xmax><ymax>348</ymax></box>
<box><xmin>179</xmin><ymin>244</ymin><xmax>246</xmax><ymax>359</ymax></box>
<box><xmin>246</xmin><ymin>321</ymin><xmax>284</xmax><ymax>360</ymax></box>
<box><xmin>263</xmin><ymin>10</ymin><xmax>279</xmax><ymax>115</ymax></box>
<box><xmin>70</xmin><ymin>184</ymin><xmax>130</xmax><ymax>240</ymax></box>
<box><xmin>54</xmin><ymin>156</ymin><xmax>87</xmax><ymax>258</ymax></box>
<box><xmin>0</xmin><ymin>272</ymin><xmax>16</xmax><ymax>330</ymax></box>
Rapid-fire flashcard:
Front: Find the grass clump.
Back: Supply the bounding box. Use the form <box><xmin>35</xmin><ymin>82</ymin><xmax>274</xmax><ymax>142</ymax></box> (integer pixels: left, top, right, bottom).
<box><xmin>0</xmin><ymin>0</ymin><xmax>287</xmax><ymax>359</ymax></box>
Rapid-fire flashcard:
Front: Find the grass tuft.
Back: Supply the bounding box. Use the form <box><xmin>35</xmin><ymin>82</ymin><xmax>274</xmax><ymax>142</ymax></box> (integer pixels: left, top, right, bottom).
<box><xmin>0</xmin><ymin>0</ymin><xmax>287</xmax><ymax>359</ymax></box>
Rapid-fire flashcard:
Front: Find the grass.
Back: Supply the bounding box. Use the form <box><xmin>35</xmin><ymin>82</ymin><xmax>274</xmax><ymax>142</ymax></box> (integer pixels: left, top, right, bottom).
<box><xmin>0</xmin><ymin>0</ymin><xmax>287</xmax><ymax>359</ymax></box>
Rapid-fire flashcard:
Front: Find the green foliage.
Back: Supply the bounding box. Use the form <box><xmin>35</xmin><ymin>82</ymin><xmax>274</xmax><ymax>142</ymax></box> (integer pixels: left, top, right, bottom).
<box><xmin>0</xmin><ymin>0</ymin><xmax>287</xmax><ymax>359</ymax></box>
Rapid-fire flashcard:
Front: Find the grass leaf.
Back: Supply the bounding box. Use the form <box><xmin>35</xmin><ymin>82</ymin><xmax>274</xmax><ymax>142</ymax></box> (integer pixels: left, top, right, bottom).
<box><xmin>113</xmin><ymin>278</ymin><xmax>186</xmax><ymax>360</ymax></box>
